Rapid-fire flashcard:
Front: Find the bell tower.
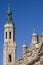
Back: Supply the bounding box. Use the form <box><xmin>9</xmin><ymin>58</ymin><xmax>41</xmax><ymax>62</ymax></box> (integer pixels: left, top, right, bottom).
<box><xmin>3</xmin><ymin>4</ymin><xmax>16</xmax><ymax>65</ymax></box>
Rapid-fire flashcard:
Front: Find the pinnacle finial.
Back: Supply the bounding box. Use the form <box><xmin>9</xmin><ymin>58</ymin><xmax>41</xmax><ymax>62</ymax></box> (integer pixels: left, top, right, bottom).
<box><xmin>34</xmin><ymin>25</ymin><xmax>36</xmax><ymax>33</ymax></box>
<box><xmin>24</xmin><ymin>40</ymin><xmax>26</xmax><ymax>43</ymax></box>
<box><xmin>8</xmin><ymin>3</ymin><xmax>10</xmax><ymax>10</ymax></box>
<box><xmin>6</xmin><ymin>3</ymin><xmax>12</xmax><ymax>22</ymax></box>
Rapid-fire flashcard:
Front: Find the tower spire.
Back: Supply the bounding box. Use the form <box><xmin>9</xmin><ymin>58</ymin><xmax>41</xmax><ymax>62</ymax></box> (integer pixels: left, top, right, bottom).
<box><xmin>33</xmin><ymin>25</ymin><xmax>36</xmax><ymax>33</ymax></box>
<box><xmin>7</xmin><ymin>2</ymin><xmax>11</xmax><ymax>15</ymax></box>
<box><xmin>32</xmin><ymin>25</ymin><xmax>38</xmax><ymax>44</ymax></box>
<box><xmin>32</xmin><ymin>25</ymin><xmax>37</xmax><ymax>36</ymax></box>
<box><xmin>6</xmin><ymin>3</ymin><xmax>12</xmax><ymax>23</ymax></box>
<box><xmin>8</xmin><ymin>3</ymin><xmax>10</xmax><ymax>10</ymax></box>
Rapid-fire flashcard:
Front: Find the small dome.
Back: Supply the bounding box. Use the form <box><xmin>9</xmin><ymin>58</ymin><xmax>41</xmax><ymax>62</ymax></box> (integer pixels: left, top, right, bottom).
<box><xmin>32</xmin><ymin>32</ymin><xmax>37</xmax><ymax>36</ymax></box>
<box><xmin>22</xmin><ymin>41</ymin><xmax>27</xmax><ymax>48</ymax></box>
<box><xmin>23</xmin><ymin>44</ymin><xmax>27</xmax><ymax>48</ymax></box>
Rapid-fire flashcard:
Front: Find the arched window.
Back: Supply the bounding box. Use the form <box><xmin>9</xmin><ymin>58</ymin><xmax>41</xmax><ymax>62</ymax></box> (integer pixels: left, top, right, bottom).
<box><xmin>9</xmin><ymin>32</ymin><xmax>11</xmax><ymax>39</ymax></box>
<box><xmin>8</xmin><ymin>54</ymin><xmax>11</xmax><ymax>62</ymax></box>
<box><xmin>6</xmin><ymin>32</ymin><xmax>7</xmax><ymax>39</ymax></box>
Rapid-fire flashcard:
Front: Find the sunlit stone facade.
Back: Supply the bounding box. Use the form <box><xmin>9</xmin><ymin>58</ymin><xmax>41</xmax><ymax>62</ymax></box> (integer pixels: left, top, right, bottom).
<box><xmin>3</xmin><ymin>5</ymin><xmax>43</xmax><ymax>65</ymax></box>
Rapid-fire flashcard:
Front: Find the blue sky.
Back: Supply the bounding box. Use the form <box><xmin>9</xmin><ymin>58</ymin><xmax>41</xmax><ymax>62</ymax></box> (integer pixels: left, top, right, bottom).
<box><xmin>0</xmin><ymin>0</ymin><xmax>43</xmax><ymax>65</ymax></box>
